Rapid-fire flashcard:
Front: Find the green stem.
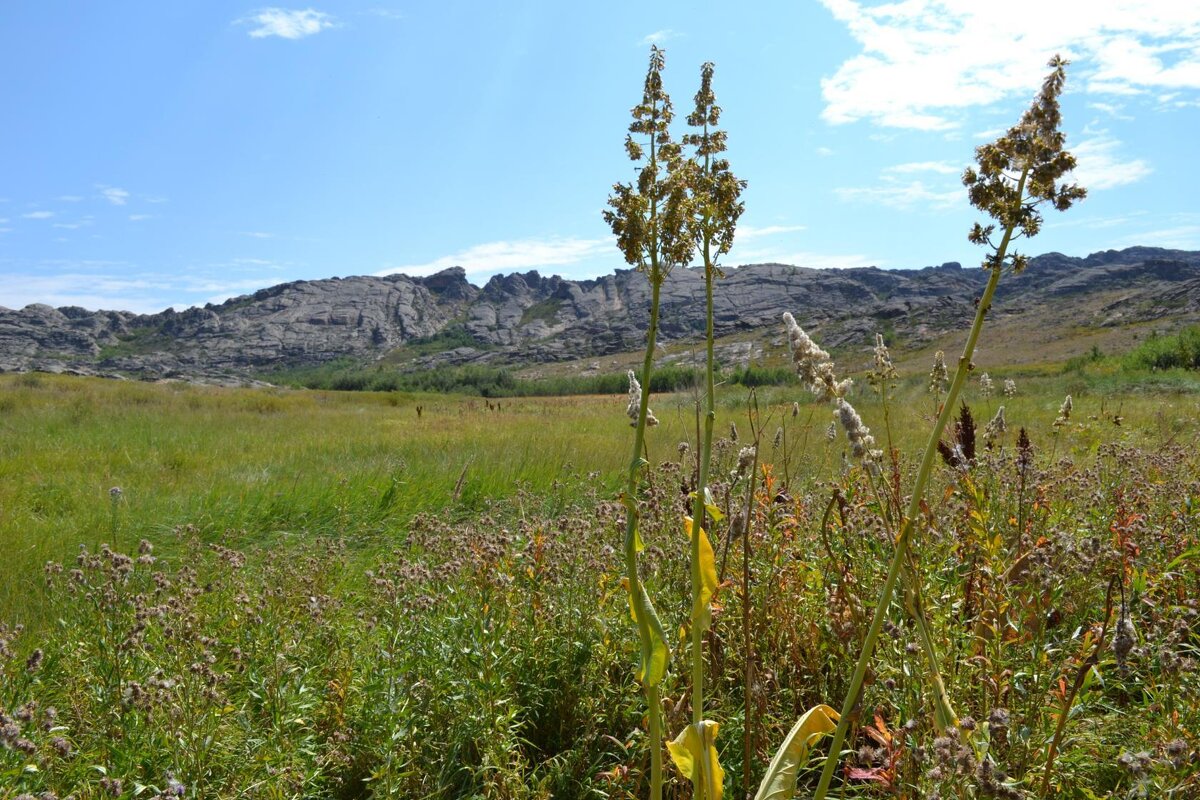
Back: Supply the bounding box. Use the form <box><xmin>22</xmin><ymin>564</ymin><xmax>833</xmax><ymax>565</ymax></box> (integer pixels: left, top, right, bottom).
<box><xmin>625</xmin><ymin>277</ymin><xmax>665</xmax><ymax>800</ymax></box>
<box><xmin>690</xmin><ymin>232</ymin><xmax>715</xmax><ymax>729</ymax></box>
<box><xmin>812</xmin><ymin>168</ymin><xmax>1029</xmax><ymax>800</ymax></box>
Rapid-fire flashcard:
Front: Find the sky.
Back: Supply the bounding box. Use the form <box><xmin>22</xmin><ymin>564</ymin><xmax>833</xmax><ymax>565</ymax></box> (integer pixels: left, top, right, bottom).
<box><xmin>1</xmin><ymin>1</ymin><xmax>1197</xmax><ymax>314</ymax></box>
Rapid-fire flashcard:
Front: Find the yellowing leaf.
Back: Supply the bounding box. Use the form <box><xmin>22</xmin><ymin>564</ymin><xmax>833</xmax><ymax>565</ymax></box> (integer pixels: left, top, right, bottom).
<box><xmin>688</xmin><ymin>488</ymin><xmax>726</xmax><ymax>523</ymax></box>
<box><xmin>754</xmin><ymin>704</ymin><xmax>839</xmax><ymax>800</ymax></box>
<box><xmin>684</xmin><ymin>516</ymin><xmax>719</xmax><ymax>632</ymax></box>
<box><xmin>628</xmin><ymin>579</ymin><xmax>669</xmax><ymax>687</ymax></box>
<box><xmin>667</xmin><ymin>720</ymin><xmax>724</xmax><ymax>800</ymax></box>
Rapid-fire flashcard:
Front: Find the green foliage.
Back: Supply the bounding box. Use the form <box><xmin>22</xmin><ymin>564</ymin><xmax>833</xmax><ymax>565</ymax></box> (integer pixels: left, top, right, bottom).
<box><xmin>1123</xmin><ymin>325</ymin><xmax>1200</xmax><ymax>371</ymax></box>
<box><xmin>97</xmin><ymin>325</ymin><xmax>175</xmax><ymax>360</ymax></box>
<box><xmin>519</xmin><ymin>298</ymin><xmax>563</xmax><ymax>326</ymax></box>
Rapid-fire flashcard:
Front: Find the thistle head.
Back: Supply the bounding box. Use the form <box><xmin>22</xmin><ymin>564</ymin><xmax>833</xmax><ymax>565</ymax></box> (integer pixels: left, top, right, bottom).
<box><xmin>962</xmin><ymin>56</ymin><xmax>1086</xmax><ymax>271</ymax></box>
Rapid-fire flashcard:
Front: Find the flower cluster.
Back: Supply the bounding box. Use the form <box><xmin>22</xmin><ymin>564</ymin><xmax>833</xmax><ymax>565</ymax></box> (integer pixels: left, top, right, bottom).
<box><xmin>783</xmin><ymin>312</ymin><xmax>851</xmax><ymax>401</ymax></box>
<box><xmin>929</xmin><ymin>351</ymin><xmax>949</xmax><ymax>396</ymax></box>
<box><xmin>626</xmin><ymin>370</ymin><xmax>659</xmax><ymax>427</ymax></box>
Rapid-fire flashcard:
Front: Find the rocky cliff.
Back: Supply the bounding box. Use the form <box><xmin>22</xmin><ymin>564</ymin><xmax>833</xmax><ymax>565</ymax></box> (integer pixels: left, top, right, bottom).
<box><xmin>2</xmin><ymin>246</ymin><xmax>1198</xmax><ymax>381</ymax></box>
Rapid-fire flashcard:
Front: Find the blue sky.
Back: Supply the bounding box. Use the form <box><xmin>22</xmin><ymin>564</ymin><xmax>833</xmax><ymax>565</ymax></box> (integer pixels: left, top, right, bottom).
<box><xmin>1</xmin><ymin>1</ymin><xmax>1197</xmax><ymax>313</ymax></box>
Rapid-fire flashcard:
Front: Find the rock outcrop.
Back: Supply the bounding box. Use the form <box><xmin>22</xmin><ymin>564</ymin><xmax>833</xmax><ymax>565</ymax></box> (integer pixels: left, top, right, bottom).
<box><xmin>2</xmin><ymin>247</ymin><xmax>1198</xmax><ymax>381</ymax></box>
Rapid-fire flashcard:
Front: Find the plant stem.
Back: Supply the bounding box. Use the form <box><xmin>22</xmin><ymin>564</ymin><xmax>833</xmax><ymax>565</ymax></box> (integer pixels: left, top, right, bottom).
<box><xmin>812</xmin><ymin>167</ymin><xmax>1029</xmax><ymax>800</ymax></box>
<box><xmin>690</xmin><ymin>232</ymin><xmax>715</xmax><ymax>728</ymax></box>
<box><xmin>625</xmin><ymin>276</ymin><xmax>665</xmax><ymax>800</ymax></box>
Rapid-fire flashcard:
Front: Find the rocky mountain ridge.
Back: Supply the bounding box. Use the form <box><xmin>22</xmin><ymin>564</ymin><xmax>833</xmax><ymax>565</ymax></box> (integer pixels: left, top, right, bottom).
<box><xmin>2</xmin><ymin>246</ymin><xmax>1198</xmax><ymax>382</ymax></box>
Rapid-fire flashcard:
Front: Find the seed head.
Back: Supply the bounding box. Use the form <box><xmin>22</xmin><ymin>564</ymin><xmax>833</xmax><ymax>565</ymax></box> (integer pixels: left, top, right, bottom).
<box><xmin>979</xmin><ymin>372</ymin><xmax>994</xmax><ymax>398</ymax></box>
<box><xmin>1003</xmin><ymin>378</ymin><xmax>1017</xmax><ymax>397</ymax></box>
<box><xmin>1053</xmin><ymin>394</ymin><xmax>1072</xmax><ymax>427</ymax></box>
<box><xmin>871</xmin><ymin>333</ymin><xmax>897</xmax><ymax>384</ymax></box>
<box><xmin>783</xmin><ymin>312</ymin><xmax>851</xmax><ymax>401</ymax></box>
<box><xmin>983</xmin><ymin>406</ymin><xmax>1007</xmax><ymax>441</ymax></box>
<box><xmin>963</xmin><ymin>56</ymin><xmax>1086</xmax><ymax>271</ymax></box>
<box><xmin>929</xmin><ymin>351</ymin><xmax>949</xmax><ymax>395</ymax></box>
<box><xmin>626</xmin><ymin>370</ymin><xmax>659</xmax><ymax>427</ymax></box>
<box><xmin>835</xmin><ymin>398</ymin><xmax>881</xmax><ymax>463</ymax></box>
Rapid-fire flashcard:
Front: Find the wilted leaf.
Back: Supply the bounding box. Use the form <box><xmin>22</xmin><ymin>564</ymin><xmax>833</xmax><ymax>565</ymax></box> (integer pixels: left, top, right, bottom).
<box><xmin>754</xmin><ymin>704</ymin><xmax>839</xmax><ymax>800</ymax></box>
<box><xmin>668</xmin><ymin>720</ymin><xmax>724</xmax><ymax>800</ymax></box>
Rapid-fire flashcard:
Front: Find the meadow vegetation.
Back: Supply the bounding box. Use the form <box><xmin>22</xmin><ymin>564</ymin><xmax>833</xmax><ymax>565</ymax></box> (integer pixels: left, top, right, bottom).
<box><xmin>2</xmin><ymin>50</ymin><xmax>1200</xmax><ymax>800</ymax></box>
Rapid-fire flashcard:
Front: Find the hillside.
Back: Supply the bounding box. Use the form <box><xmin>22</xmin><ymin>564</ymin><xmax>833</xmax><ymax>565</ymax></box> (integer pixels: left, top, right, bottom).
<box><xmin>1</xmin><ymin>246</ymin><xmax>1198</xmax><ymax>383</ymax></box>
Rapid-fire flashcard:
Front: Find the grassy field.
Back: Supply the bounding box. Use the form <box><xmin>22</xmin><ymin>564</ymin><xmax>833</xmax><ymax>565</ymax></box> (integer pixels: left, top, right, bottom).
<box><xmin>1</xmin><ymin>365</ymin><xmax>1198</xmax><ymax>797</ymax></box>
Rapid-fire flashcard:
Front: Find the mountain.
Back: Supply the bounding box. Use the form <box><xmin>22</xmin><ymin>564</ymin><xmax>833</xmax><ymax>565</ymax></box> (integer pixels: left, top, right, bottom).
<box><xmin>2</xmin><ymin>246</ymin><xmax>1198</xmax><ymax>383</ymax></box>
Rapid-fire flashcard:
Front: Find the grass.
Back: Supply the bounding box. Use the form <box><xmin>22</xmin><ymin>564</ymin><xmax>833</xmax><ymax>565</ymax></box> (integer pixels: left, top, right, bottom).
<box><xmin>1</xmin><ymin>366</ymin><xmax>1198</xmax><ymax>797</ymax></box>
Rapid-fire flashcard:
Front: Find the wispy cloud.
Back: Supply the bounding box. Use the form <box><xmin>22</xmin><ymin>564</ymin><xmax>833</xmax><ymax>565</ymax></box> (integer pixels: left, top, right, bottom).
<box><xmin>378</xmin><ymin>236</ymin><xmax>610</xmax><ymax>278</ymax></box>
<box><xmin>836</xmin><ymin>180</ymin><xmax>961</xmax><ymax>210</ymax></box>
<box><xmin>739</xmin><ymin>250</ymin><xmax>881</xmax><ymax>270</ymax></box>
<box><xmin>820</xmin><ymin>0</ymin><xmax>1200</xmax><ymax>129</ymax></box>
<box><xmin>362</xmin><ymin>8</ymin><xmax>403</xmax><ymax>21</ymax></box>
<box><xmin>240</xmin><ymin>231</ymin><xmax>275</xmax><ymax>239</ymax></box>
<box><xmin>58</xmin><ymin>195</ymin><xmax>83</xmax><ymax>203</ymax></box>
<box><xmin>1088</xmin><ymin>101</ymin><xmax>1134</xmax><ymax>120</ymax></box>
<box><xmin>129</xmin><ymin>214</ymin><xmax>153</xmax><ymax>222</ymax></box>
<box><xmin>21</xmin><ymin>211</ymin><xmax>55</xmax><ymax>220</ymax></box>
<box><xmin>737</xmin><ymin>224</ymin><xmax>807</xmax><ymax>239</ymax></box>
<box><xmin>242</xmin><ymin>8</ymin><xmax>336</xmax><ymax>39</ymax></box>
<box><xmin>641</xmin><ymin>29</ymin><xmax>682</xmax><ymax>46</ymax></box>
<box><xmin>885</xmin><ymin>160</ymin><xmax>962</xmax><ymax>175</ymax></box>
<box><xmin>816</xmin><ymin>146</ymin><xmax>835</xmax><ymax>157</ymax></box>
<box><xmin>1068</xmin><ymin>134</ymin><xmax>1152</xmax><ymax>190</ymax></box>
<box><xmin>98</xmin><ymin>186</ymin><xmax>130</xmax><ymax>205</ymax></box>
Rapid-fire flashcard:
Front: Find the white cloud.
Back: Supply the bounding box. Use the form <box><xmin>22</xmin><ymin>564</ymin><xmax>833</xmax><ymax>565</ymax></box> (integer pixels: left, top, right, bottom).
<box><xmin>129</xmin><ymin>214</ymin><xmax>153</xmax><ymax>221</ymax></box>
<box><xmin>737</xmin><ymin>224</ymin><xmax>807</xmax><ymax>239</ymax></box>
<box><xmin>1118</xmin><ymin>224</ymin><xmax>1200</xmax><ymax>250</ymax></box>
<box><xmin>816</xmin><ymin>146</ymin><xmax>835</xmax><ymax>157</ymax></box>
<box><xmin>885</xmin><ymin>160</ymin><xmax>961</xmax><ymax>175</ymax></box>
<box><xmin>1087</xmin><ymin>101</ymin><xmax>1134</xmax><ymax>120</ymax></box>
<box><xmin>243</xmin><ymin>8</ymin><xmax>336</xmax><ymax>39</ymax></box>
<box><xmin>835</xmin><ymin>180</ymin><xmax>962</xmax><ymax>210</ymax></box>
<box><xmin>240</xmin><ymin>231</ymin><xmax>275</xmax><ymax>239</ymax></box>
<box><xmin>58</xmin><ymin>195</ymin><xmax>83</xmax><ymax>203</ymax></box>
<box><xmin>98</xmin><ymin>186</ymin><xmax>130</xmax><ymax>205</ymax></box>
<box><xmin>754</xmin><ymin>250</ymin><xmax>881</xmax><ymax>270</ymax></box>
<box><xmin>641</xmin><ymin>29</ymin><xmax>681</xmax><ymax>46</ymax></box>
<box><xmin>53</xmin><ymin>221</ymin><xmax>91</xmax><ymax>230</ymax></box>
<box><xmin>144</xmin><ymin>195</ymin><xmax>169</xmax><ymax>204</ymax></box>
<box><xmin>378</xmin><ymin>236</ymin><xmax>610</xmax><ymax>278</ymax></box>
<box><xmin>820</xmin><ymin>0</ymin><xmax>1200</xmax><ymax>129</ymax></box>
<box><xmin>363</xmin><ymin>8</ymin><xmax>403</xmax><ymax>21</ymax></box>
<box><xmin>21</xmin><ymin>211</ymin><xmax>55</xmax><ymax>219</ymax></box>
<box><xmin>1067</xmin><ymin>135</ymin><xmax>1152</xmax><ymax>190</ymax></box>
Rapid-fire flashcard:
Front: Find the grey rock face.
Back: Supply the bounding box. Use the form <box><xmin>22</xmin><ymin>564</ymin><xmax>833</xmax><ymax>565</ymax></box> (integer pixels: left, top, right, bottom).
<box><xmin>1</xmin><ymin>248</ymin><xmax>1198</xmax><ymax>381</ymax></box>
